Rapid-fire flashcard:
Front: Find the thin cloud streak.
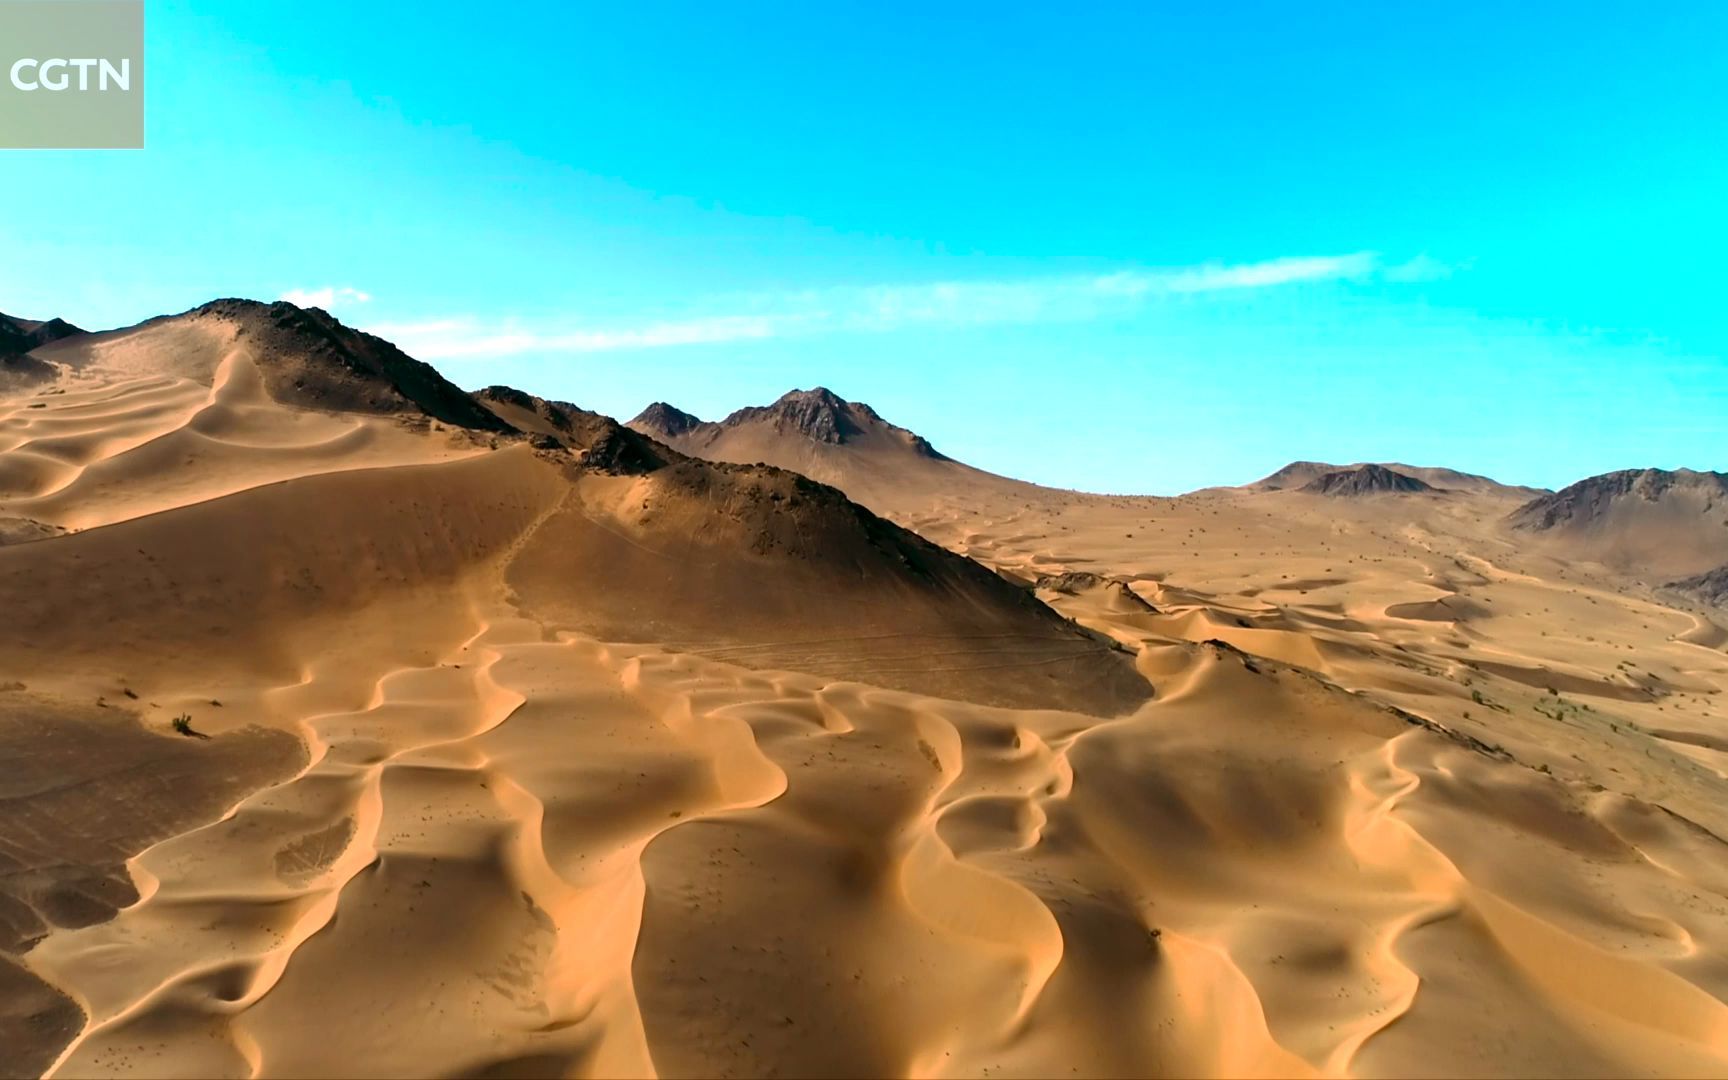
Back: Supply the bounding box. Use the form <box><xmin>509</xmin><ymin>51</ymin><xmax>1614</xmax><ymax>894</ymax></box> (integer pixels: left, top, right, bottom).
<box><xmin>366</xmin><ymin>315</ymin><xmax>785</xmax><ymax>359</ymax></box>
<box><xmin>280</xmin><ymin>285</ymin><xmax>372</xmax><ymax>308</ymax></box>
<box><xmin>364</xmin><ymin>251</ymin><xmax>1400</xmax><ymax>360</ymax></box>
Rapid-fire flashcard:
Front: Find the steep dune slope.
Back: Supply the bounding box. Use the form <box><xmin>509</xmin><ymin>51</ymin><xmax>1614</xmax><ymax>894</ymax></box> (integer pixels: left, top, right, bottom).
<box><xmin>506</xmin><ymin>457</ymin><xmax>1149</xmax><ymax>713</ymax></box>
<box><xmin>0</xmin><ymin>303</ymin><xmax>498</xmax><ymax>531</ymax></box>
<box><xmin>32</xmin><ymin>299</ymin><xmax>510</xmax><ymax>430</ymax></box>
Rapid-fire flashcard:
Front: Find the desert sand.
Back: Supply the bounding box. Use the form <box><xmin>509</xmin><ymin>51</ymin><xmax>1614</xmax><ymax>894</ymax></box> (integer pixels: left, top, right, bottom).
<box><xmin>2</xmin><ymin>302</ymin><xmax>1727</xmax><ymax>1078</ymax></box>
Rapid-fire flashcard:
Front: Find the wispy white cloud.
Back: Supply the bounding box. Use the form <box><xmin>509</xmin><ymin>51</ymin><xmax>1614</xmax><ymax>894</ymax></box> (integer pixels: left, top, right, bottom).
<box><xmin>280</xmin><ymin>285</ymin><xmax>372</xmax><ymax>309</ymax></box>
<box><xmin>366</xmin><ymin>314</ymin><xmax>790</xmax><ymax>360</ymax></box>
<box><xmin>1162</xmin><ymin>252</ymin><xmax>1379</xmax><ymax>293</ymax></box>
<box><xmin>1380</xmin><ymin>254</ymin><xmax>1466</xmax><ymax>283</ymax></box>
<box><xmin>362</xmin><ymin>251</ymin><xmax>1417</xmax><ymax>360</ymax></box>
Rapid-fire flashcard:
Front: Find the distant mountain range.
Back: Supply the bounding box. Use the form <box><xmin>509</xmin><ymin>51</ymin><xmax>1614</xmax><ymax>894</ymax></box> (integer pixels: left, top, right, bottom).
<box><xmin>1248</xmin><ymin>459</ymin><xmax>1542</xmax><ymax>497</ymax></box>
<box><xmin>631</xmin><ymin>386</ymin><xmax>946</xmax><ymax>461</ymax></box>
<box><xmin>629</xmin><ymin>386</ymin><xmax>1031</xmax><ymax>514</ymax></box>
<box><xmin>8</xmin><ymin>299</ymin><xmax>1725</xmax><ymax>611</ymax></box>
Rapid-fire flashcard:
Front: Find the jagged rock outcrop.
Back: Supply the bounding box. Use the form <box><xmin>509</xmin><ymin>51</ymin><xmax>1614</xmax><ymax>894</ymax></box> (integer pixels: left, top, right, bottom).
<box><xmin>476</xmin><ymin>385</ymin><xmax>674</xmax><ymax>475</ymax></box>
<box><xmin>1300</xmin><ymin>464</ymin><xmax>1438</xmax><ymax>496</ymax></box>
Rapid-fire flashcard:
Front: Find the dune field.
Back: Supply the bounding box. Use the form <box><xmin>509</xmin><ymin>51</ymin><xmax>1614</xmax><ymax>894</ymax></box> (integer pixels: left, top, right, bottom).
<box><xmin>2</xmin><ymin>301</ymin><xmax>1728</xmax><ymax>1079</ymax></box>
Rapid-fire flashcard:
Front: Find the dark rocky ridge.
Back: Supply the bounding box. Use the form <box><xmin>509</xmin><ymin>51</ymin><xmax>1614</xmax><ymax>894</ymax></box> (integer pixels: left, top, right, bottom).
<box><xmin>1301</xmin><ymin>464</ymin><xmax>1439</xmax><ymax>496</ymax></box>
<box><xmin>634</xmin><ymin>386</ymin><xmax>948</xmax><ymax>459</ymax></box>
<box><xmin>0</xmin><ymin>312</ymin><xmax>84</xmax><ymax>356</ymax></box>
<box><xmin>723</xmin><ymin>387</ymin><xmax>869</xmax><ymax>446</ymax></box>
<box><xmin>0</xmin><ymin>311</ymin><xmax>85</xmax><ymax>388</ymax></box>
<box><xmin>1504</xmin><ymin>468</ymin><xmax>1728</xmax><ymax>579</ymax></box>
<box><xmin>1254</xmin><ymin>460</ymin><xmax>1340</xmax><ymax>491</ymax></box>
<box><xmin>631</xmin><ymin>401</ymin><xmax>704</xmax><ymax>439</ymax></box>
<box><xmin>1667</xmin><ymin>565</ymin><xmax>1728</xmax><ymax>609</ymax></box>
<box><xmin>1509</xmin><ymin>469</ymin><xmax>1728</xmax><ymax>532</ymax></box>
<box><xmin>192</xmin><ymin>299</ymin><xmax>513</xmax><ymax>432</ymax></box>
<box><xmin>1253</xmin><ymin>459</ymin><xmax>1532</xmax><ymax>495</ymax></box>
<box><xmin>1036</xmin><ymin>571</ymin><xmax>1114</xmax><ymax>594</ymax></box>
<box><xmin>474</xmin><ymin>385</ymin><xmax>674</xmax><ymax>475</ymax></box>
<box><xmin>1036</xmin><ymin>570</ymin><xmax>1160</xmax><ymax>613</ymax></box>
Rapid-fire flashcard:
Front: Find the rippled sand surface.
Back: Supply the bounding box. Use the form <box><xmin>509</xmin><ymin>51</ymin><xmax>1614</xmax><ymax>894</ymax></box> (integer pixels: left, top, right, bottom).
<box><xmin>3</xmin><ymin>315</ymin><xmax>1727</xmax><ymax>1077</ymax></box>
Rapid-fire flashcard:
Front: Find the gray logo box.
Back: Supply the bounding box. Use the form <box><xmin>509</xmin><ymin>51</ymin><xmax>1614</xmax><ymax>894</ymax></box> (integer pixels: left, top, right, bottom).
<box><xmin>0</xmin><ymin>1</ymin><xmax>143</xmax><ymax>148</ymax></box>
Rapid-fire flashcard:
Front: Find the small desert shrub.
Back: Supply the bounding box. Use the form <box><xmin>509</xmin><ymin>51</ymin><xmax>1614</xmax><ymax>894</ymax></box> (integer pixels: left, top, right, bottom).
<box><xmin>170</xmin><ymin>714</ymin><xmax>209</xmax><ymax>739</ymax></box>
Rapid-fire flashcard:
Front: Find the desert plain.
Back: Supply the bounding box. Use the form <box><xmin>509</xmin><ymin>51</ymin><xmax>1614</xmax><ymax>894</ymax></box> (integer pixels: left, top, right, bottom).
<box><xmin>2</xmin><ymin>300</ymin><xmax>1727</xmax><ymax>1078</ymax></box>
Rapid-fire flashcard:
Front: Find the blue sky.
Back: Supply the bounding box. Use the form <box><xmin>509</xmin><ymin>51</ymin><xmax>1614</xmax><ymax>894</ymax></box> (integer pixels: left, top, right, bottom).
<box><xmin>2</xmin><ymin>1</ymin><xmax>1724</xmax><ymax>493</ymax></box>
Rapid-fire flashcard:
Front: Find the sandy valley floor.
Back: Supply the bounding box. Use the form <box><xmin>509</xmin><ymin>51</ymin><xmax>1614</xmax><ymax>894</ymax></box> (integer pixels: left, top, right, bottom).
<box><xmin>3</xmin><ymin>306</ymin><xmax>1728</xmax><ymax>1078</ymax></box>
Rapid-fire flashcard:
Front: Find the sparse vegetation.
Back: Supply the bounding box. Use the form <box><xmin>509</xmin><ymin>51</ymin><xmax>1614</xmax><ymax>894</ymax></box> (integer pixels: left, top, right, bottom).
<box><xmin>171</xmin><ymin>714</ymin><xmax>210</xmax><ymax>740</ymax></box>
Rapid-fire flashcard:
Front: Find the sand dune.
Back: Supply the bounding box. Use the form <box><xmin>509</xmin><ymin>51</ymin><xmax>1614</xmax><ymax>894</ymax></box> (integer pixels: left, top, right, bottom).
<box><xmin>2</xmin><ymin>304</ymin><xmax>1727</xmax><ymax>1077</ymax></box>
